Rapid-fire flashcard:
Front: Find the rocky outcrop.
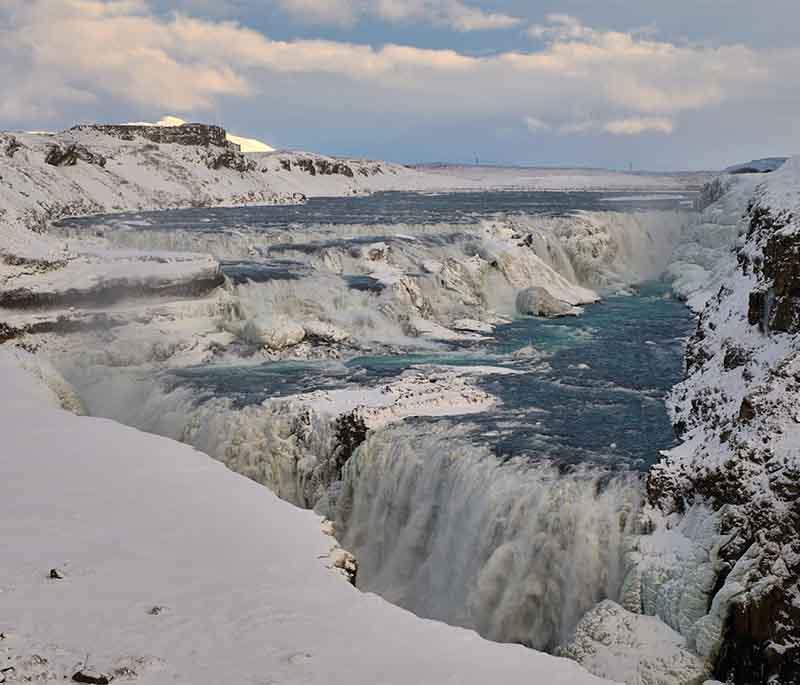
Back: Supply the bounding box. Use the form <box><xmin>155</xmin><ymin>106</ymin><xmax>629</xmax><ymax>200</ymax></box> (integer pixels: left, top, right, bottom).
<box><xmin>45</xmin><ymin>143</ymin><xmax>107</xmax><ymax>168</ymax></box>
<box><xmin>72</xmin><ymin>123</ymin><xmax>232</xmax><ymax>148</ymax></box>
<box><xmin>206</xmin><ymin>148</ymin><xmax>256</xmax><ymax>173</ymax></box>
<box><xmin>2</xmin><ymin>135</ymin><xmax>22</xmax><ymax>158</ymax></box>
<box><xmin>516</xmin><ymin>286</ymin><xmax>577</xmax><ymax>317</ymax></box>
<box><xmin>744</xmin><ymin>205</ymin><xmax>800</xmax><ymax>334</ymax></box>
<box><xmin>278</xmin><ymin>156</ymin><xmax>357</xmax><ymax>178</ymax></box>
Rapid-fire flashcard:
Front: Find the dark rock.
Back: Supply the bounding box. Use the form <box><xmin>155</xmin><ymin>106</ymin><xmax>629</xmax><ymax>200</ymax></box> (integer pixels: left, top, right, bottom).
<box><xmin>723</xmin><ymin>344</ymin><xmax>751</xmax><ymax>371</ymax></box>
<box><xmin>291</xmin><ymin>157</ymin><xmax>356</xmax><ymax>178</ymax></box>
<box><xmin>333</xmin><ymin>413</ymin><xmax>368</xmax><ymax>473</ymax></box>
<box><xmin>72</xmin><ymin>123</ymin><xmax>231</xmax><ymax>149</ymax></box>
<box><xmin>72</xmin><ymin>669</ymin><xmax>112</xmax><ymax>684</ymax></box>
<box><xmin>49</xmin><ymin>568</ymin><xmax>64</xmax><ymax>579</ymax></box>
<box><xmin>744</xmin><ymin>204</ymin><xmax>800</xmax><ymax>334</ymax></box>
<box><xmin>739</xmin><ymin>397</ymin><xmax>757</xmax><ymax>423</ymax></box>
<box><xmin>206</xmin><ymin>149</ymin><xmax>255</xmax><ymax>173</ymax></box>
<box><xmin>45</xmin><ymin>144</ymin><xmax>106</xmax><ymax>168</ymax></box>
<box><xmin>3</xmin><ymin>135</ymin><xmax>22</xmax><ymax>158</ymax></box>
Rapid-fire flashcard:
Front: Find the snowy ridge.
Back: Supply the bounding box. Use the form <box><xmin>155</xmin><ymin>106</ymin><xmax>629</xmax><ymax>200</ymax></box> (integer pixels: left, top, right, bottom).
<box><xmin>0</xmin><ymin>348</ymin><xmax>613</xmax><ymax>684</ymax></box>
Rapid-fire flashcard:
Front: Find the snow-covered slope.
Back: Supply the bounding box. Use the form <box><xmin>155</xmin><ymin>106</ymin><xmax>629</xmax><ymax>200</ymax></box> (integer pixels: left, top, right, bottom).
<box><xmin>0</xmin><ymin>348</ymin><xmax>613</xmax><ymax>685</ymax></box>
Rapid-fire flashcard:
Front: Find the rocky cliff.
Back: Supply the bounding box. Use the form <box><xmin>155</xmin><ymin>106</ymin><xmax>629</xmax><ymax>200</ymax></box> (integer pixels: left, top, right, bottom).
<box><xmin>646</xmin><ymin>158</ymin><xmax>800</xmax><ymax>683</ymax></box>
<box><xmin>71</xmin><ymin>122</ymin><xmax>233</xmax><ymax>149</ymax></box>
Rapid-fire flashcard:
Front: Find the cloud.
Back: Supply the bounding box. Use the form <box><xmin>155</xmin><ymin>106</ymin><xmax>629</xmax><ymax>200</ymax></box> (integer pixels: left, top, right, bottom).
<box><xmin>372</xmin><ymin>0</ymin><xmax>521</xmax><ymax>31</ymax></box>
<box><xmin>1</xmin><ymin>0</ymin><xmax>798</xmax><ymax>155</ymax></box>
<box><xmin>525</xmin><ymin>115</ymin><xmax>675</xmax><ymax>137</ymax></box>
<box><xmin>524</xmin><ymin>117</ymin><xmax>551</xmax><ymax>132</ymax></box>
<box><xmin>527</xmin><ymin>14</ymin><xmax>595</xmax><ymax>42</ymax></box>
<box><xmin>604</xmin><ymin>117</ymin><xmax>674</xmax><ymax>135</ymax></box>
<box><xmin>274</xmin><ymin>0</ymin><xmax>359</xmax><ymax>27</ymax></box>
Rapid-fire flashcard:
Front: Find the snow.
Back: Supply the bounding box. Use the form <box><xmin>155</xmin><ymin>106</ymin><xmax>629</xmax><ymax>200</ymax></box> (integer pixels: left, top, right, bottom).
<box><xmin>0</xmin><ymin>349</ymin><xmax>613</xmax><ymax>684</ymax></box>
<box><xmin>562</xmin><ymin>600</ymin><xmax>710</xmax><ymax>684</ymax></box>
<box><xmin>415</xmin><ymin>165</ymin><xmax>706</xmax><ymax>193</ymax></box>
<box><xmin>293</xmin><ymin>366</ymin><xmax>518</xmax><ymax>429</ymax></box>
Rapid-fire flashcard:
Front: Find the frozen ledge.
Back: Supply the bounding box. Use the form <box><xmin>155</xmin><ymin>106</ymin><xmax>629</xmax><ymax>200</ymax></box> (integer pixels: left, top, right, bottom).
<box><xmin>289</xmin><ymin>366</ymin><xmax>518</xmax><ymax>429</ymax></box>
<box><xmin>0</xmin><ymin>349</ymin><xmax>612</xmax><ymax>685</ymax></box>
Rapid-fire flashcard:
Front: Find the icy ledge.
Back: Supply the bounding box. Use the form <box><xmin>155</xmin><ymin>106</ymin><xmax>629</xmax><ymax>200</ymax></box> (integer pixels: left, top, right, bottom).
<box><xmin>0</xmin><ymin>349</ymin><xmax>612</xmax><ymax>685</ymax></box>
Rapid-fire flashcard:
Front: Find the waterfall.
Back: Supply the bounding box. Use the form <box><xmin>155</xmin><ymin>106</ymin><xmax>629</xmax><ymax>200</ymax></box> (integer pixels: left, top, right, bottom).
<box><xmin>336</xmin><ymin>422</ymin><xmax>641</xmax><ymax>651</ymax></box>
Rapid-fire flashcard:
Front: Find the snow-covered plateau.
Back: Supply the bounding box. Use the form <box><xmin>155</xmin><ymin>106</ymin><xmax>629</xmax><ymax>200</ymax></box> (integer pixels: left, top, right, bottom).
<box><xmin>1</xmin><ymin>119</ymin><xmax>797</xmax><ymax>684</ymax></box>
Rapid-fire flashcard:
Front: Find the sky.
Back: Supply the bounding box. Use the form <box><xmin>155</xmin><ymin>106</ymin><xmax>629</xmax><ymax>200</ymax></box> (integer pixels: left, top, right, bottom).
<box><xmin>1</xmin><ymin>0</ymin><xmax>798</xmax><ymax>170</ymax></box>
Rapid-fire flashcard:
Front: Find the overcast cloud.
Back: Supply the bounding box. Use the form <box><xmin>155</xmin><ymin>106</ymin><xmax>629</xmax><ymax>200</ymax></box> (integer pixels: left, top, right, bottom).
<box><xmin>1</xmin><ymin>0</ymin><xmax>798</xmax><ymax>169</ymax></box>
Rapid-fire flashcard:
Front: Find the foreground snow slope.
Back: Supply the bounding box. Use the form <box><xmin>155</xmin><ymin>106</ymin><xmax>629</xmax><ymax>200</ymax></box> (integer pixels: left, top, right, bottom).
<box><xmin>0</xmin><ymin>350</ymin><xmax>612</xmax><ymax>685</ymax></box>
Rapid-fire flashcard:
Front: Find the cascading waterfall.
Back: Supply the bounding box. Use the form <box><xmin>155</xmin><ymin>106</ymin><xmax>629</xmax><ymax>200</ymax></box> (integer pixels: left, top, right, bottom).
<box><xmin>52</xmin><ymin>200</ymin><xmax>697</xmax><ymax>663</ymax></box>
<box><xmin>336</xmin><ymin>422</ymin><xmax>641</xmax><ymax>652</ymax></box>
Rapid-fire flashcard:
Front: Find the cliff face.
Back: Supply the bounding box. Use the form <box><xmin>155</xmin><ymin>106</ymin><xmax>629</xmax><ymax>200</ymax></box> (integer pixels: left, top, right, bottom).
<box><xmin>71</xmin><ymin>123</ymin><xmax>233</xmax><ymax>149</ymax></box>
<box><xmin>648</xmin><ymin>159</ymin><xmax>800</xmax><ymax>683</ymax></box>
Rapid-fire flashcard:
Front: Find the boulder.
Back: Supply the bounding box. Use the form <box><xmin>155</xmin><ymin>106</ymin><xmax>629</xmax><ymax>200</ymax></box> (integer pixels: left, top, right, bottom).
<box><xmin>515</xmin><ymin>287</ymin><xmax>576</xmax><ymax>317</ymax></box>
<box><xmin>244</xmin><ymin>317</ymin><xmax>306</xmax><ymax>350</ymax></box>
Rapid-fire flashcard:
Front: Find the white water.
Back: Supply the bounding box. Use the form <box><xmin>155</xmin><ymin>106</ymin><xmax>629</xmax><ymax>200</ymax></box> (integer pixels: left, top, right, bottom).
<box><xmin>336</xmin><ymin>423</ymin><xmax>641</xmax><ymax>651</ymax></box>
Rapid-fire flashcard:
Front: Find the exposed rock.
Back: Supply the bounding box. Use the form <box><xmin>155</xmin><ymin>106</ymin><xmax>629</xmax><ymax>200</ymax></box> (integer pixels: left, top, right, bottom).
<box><xmin>722</xmin><ymin>342</ymin><xmax>751</xmax><ymax>371</ymax></box>
<box><xmin>743</xmin><ymin>204</ymin><xmax>800</xmax><ymax>334</ymax></box>
<box><xmin>292</xmin><ymin>157</ymin><xmax>355</xmax><ymax>178</ymax></box>
<box><xmin>206</xmin><ymin>149</ymin><xmax>256</xmax><ymax>173</ymax></box>
<box><xmin>49</xmin><ymin>568</ymin><xmax>64</xmax><ymax>579</ymax></box>
<box><xmin>72</xmin><ymin>668</ymin><xmax>112</xmax><ymax>684</ymax></box>
<box><xmin>2</xmin><ymin>135</ymin><xmax>22</xmax><ymax>158</ymax></box>
<box><xmin>738</xmin><ymin>397</ymin><xmax>756</xmax><ymax>423</ymax></box>
<box><xmin>515</xmin><ymin>286</ymin><xmax>576</xmax><ymax>317</ymax></box>
<box><xmin>45</xmin><ymin>143</ymin><xmax>107</xmax><ymax>168</ymax></box>
<box><xmin>73</xmin><ymin>123</ymin><xmax>230</xmax><ymax>148</ymax></box>
<box><xmin>329</xmin><ymin>547</ymin><xmax>358</xmax><ymax>585</ymax></box>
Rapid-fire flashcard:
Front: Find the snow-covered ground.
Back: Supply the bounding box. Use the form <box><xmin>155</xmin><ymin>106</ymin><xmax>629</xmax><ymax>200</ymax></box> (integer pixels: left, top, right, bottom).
<box><xmin>0</xmin><ymin>349</ymin><xmax>612</xmax><ymax>685</ymax></box>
